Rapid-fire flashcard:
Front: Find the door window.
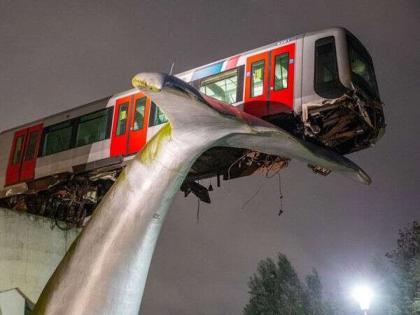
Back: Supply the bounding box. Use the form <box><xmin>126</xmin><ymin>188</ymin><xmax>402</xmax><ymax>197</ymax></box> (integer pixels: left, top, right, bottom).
<box><xmin>251</xmin><ymin>60</ymin><xmax>265</xmax><ymax>97</ymax></box>
<box><xmin>13</xmin><ymin>136</ymin><xmax>25</xmax><ymax>164</ymax></box>
<box><xmin>274</xmin><ymin>53</ymin><xmax>289</xmax><ymax>90</ymax></box>
<box><xmin>116</xmin><ymin>103</ymin><xmax>129</xmax><ymax>136</ymax></box>
<box><xmin>133</xmin><ymin>97</ymin><xmax>146</xmax><ymax>130</ymax></box>
<box><xmin>24</xmin><ymin>131</ymin><xmax>40</xmax><ymax>161</ymax></box>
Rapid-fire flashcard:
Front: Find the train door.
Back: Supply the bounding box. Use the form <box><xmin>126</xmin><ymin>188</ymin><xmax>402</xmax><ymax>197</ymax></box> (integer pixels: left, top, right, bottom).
<box><xmin>110</xmin><ymin>93</ymin><xmax>149</xmax><ymax>157</ymax></box>
<box><xmin>110</xmin><ymin>96</ymin><xmax>131</xmax><ymax>157</ymax></box>
<box><xmin>20</xmin><ymin>124</ymin><xmax>43</xmax><ymax>181</ymax></box>
<box><xmin>269</xmin><ymin>43</ymin><xmax>295</xmax><ymax>113</ymax></box>
<box><xmin>6</xmin><ymin>124</ymin><xmax>43</xmax><ymax>186</ymax></box>
<box><xmin>126</xmin><ymin>94</ymin><xmax>150</xmax><ymax>155</ymax></box>
<box><xmin>244</xmin><ymin>51</ymin><xmax>269</xmax><ymax>117</ymax></box>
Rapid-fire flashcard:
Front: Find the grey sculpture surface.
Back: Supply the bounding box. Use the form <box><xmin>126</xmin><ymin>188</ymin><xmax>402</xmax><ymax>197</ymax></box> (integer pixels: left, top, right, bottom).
<box><xmin>33</xmin><ymin>73</ymin><xmax>369</xmax><ymax>315</ymax></box>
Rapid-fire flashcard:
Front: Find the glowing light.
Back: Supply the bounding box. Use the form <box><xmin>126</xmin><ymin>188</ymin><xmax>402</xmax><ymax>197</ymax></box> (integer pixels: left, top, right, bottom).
<box><xmin>352</xmin><ymin>285</ymin><xmax>374</xmax><ymax>311</ymax></box>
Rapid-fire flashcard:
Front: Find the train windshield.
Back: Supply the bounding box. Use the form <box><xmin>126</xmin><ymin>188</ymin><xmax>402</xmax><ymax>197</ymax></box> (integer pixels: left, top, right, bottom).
<box><xmin>314</xmin><ymin>37</ymin><xmax>346</xmax><ymax>99</ymax></box>
<box><xmin>347</xmin><ymin>34</ymin><xmax>379</xmax><ymax>100</ymax></box>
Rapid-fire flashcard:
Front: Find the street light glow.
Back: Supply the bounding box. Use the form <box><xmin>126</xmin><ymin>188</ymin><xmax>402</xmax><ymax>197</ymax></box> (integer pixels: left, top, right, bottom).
<box><xmin>352</xmin><ymin>285</ymin><xmax>374</xmax><ymax>311</ymax></box>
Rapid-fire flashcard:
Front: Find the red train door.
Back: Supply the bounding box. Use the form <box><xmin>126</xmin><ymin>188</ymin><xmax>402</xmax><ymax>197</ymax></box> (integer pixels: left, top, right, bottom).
<box><xmin>127</xmin><ymin>94</ymin><xmax>150</xmax><ymax>155</ymax></box>
<box><xmin>244</xmin><ymin>51</ymin><xmax>270</xmax><ymax>117</ymax></box>
<box><xmin>269</xmin><ymin>43</ymin><xmax>295</xmax><ymax>114</ymax></box>
<box><xmin>244</xmin><ymin>52</ymin><xmax>269</xmax><ymax>117</ymax></box>
<box><xmin>110</xmin><ymin>93</ymin><xmax>149</xmax><ymax>157</ymax></box>
<box><xmin>20</xmin><ymin>124</ymin><xmax>43</xmax><ymax>181</ymax></box>
<box><xmin>6</xmin><ymin>129</ymin><xmax>27</xmax><ymax>185</ymax></box>
<box><xmin>6</xmin><ymin>123</ymin><xmax>43</xmax><ymax>186</ymax></box>
<box><xmin>110</xmin><ymin>96</ymin><xmax>131</xmax><ymax>157</ymax></box>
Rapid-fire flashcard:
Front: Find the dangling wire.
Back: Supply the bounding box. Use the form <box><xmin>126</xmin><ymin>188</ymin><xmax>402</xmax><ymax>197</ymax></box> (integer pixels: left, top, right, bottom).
<box><xmin>196</xmin><ymin>197</ymin><xmax>200</xmax><ymax>223</ymax></box>
<box><xmin>278</xmin><ymin>173</ymin><xmax>284</xmax><ymax>216</ymax></box>
<box><xmin>227</xmin><ymin>153</ymin><xmax>249</xmax><ymax>180</ymax></box>
<box><xmin>196</xmin><ymin>180</ymin><xmax>200</xmax><ymax>223</ymax></box>
<box><xmin>241</xmin><ymin>182</ymin><xmax>266</xmax><ymax>210</ymax></box>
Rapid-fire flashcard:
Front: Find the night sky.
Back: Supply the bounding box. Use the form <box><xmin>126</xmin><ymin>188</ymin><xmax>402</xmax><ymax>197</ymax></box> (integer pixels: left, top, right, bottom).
<box><xmin>1</xmin><ymin>0</ymin><xmax>419</xmax><ymax>313</ymax></box>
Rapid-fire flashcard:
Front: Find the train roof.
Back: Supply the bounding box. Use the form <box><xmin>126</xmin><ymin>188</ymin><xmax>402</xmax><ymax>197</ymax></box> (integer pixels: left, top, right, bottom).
<box><xmin>176</xmin><ymin>27</ymin><xmax>349</xmax><ymax>81</ymax></box>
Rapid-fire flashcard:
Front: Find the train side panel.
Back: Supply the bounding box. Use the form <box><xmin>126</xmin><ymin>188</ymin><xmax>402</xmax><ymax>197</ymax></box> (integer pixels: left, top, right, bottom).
<box><xmin>34</xmin><ymin>97</ymin><xmax>113</xmax><ymax>180</ymax></box>
<box><xmin>35</xmin><ymin>140</ymin><xmax>112</xmax><ymax>180</ymax></box>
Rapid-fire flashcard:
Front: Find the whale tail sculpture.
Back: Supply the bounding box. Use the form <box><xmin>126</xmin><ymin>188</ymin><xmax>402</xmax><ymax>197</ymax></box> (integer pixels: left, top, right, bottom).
<box><xmin>33</xmin><ymin>73</ymin><xmax>370</xmax><ymax>315</ymax></box>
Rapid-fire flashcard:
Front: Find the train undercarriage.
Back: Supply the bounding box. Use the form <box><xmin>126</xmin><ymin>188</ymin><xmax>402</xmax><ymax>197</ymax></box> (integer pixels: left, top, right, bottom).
<box><xmin>0</xmin><ymin>148</ymin><xmax>289</xmax><ymax>229</ymax></box>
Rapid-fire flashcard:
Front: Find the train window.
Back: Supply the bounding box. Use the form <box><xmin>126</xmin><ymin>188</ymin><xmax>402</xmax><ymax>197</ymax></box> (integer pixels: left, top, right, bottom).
<box><xmin>251</xmin><ymin>60</ymin><xmax>265</xmax><ymax>97</ymax></box>
<box><xmin>347</xmin><ymin>34</ymin><xmax>379</xmax><ymax>99</ymax></box>
<box><xmin>199</xmin><ymin>69</ymin><xmax>238</xmax><ymax>104</ymax></box>
<box><xmin>12</xmin><ymin>135</ymin><xmax>25</xmax><ymax>164</ymax></box>
<box><xmin>314</xmin><ymin>36</ymin><xmax>345</xmax><ymax>99</ymax></box>
<box><xmin>274</xmin><ymin>53</ymin><xmax>289</xmax><ymax>90</ymax></box>
<box><xmin>24</xmin><ymin>131</ymin><xmax>40</xmax><ymax>161</ymax></box>
<box><xmin>149</xmin><ymin>102</ymin><xmax>168</xmax><ymax>127</ymax></box>
<box><xmin>76</xmin><ymin>109</ymin><xmax>109</xmax><ymax>147</ymax></box>
<box><xmin>42</xmin><ymin>121</ymin><xmax>73</xmax><ymax>156</ymax></box>
<box><xmin>116</xmin><ymin>103</ymin><xmax>129</xmax><ymax>136</ymax></box>
<box><xmin>133</xmin><ymin>97</ymin><xmax>146</xmax><ymax>130</ymax></box>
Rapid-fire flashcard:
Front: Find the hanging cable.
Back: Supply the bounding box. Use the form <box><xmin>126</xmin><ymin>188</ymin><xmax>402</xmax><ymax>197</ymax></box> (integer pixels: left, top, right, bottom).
<box><xmin>196</xmin><ymin>179</ymin><xmax>201</xmax><ymax>223</ymax></box>
<box><xmin>196</xmin><ymin>197</ymin><xmax>200</xmax><ymax>223</ymax></box>
<box><xmin>241</xmin><ymin>182</ymin><xmax>266</xmax><ymax>210</ymax></box>
<box><xmin>277</xmin><ymin>173</ymin><xmax>284</xmax><ymax>216</ymax></box>
<box><xmin>227</xmin><ymin>152</ymin><xmax>249</xmax><ymax>180</ymax></box>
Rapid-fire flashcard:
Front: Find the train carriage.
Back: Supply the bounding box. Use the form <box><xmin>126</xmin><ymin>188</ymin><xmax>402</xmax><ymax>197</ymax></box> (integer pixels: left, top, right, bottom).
<box><xmin>0</xmin><ymin>27</ymin><xmax>385</xmax><ymax>225</ymax></box>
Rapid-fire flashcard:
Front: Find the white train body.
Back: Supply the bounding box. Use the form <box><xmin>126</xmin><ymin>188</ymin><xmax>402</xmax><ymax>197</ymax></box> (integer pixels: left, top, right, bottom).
<box><xmin>0</xmin><ymin>27</ymin><xmax>384</xmax><ymax>221</ymax></box>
